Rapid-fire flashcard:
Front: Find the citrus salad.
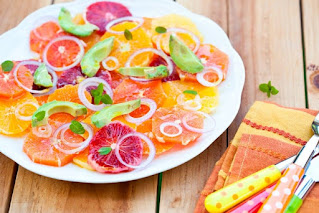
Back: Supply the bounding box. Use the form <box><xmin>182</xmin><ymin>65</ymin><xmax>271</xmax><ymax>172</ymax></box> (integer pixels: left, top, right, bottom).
<box><xmin>0</xmin><ymin>1</ymin><xmax>228</xmax><ymax>173</ymax></box>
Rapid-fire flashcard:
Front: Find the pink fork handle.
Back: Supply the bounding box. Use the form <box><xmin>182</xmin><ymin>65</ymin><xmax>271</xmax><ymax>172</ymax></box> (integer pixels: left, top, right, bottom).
<box><xmin>227</xmin><ymin>184</ymin><xmax>276</xmax><ymax>213</ymax></box>
<box><xmin>258</xmin><ymin>164</ymin><xmax>304</xmax><ymax>213</ymax></box>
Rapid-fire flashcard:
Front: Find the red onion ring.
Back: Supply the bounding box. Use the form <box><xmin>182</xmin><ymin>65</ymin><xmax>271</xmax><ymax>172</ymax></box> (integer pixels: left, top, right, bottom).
<box><xmin>78</xmin><ymin>77</ymin><xmax>113</xmax><ymax>111</ymax></box>
<box><xmin>125</xmin><ymin>48</ymin><xmax>173</xmax><ymax>81</ymax></box>
<box><xmin>160</xmin><ymin>122</ymin><xmax>183</xmax><ymax>137</ymax></box>
<box><xmin>182</xmin><ymin>111</ymin><xmax>215</xmax><ymax>133</ymax></box>
<box><xmin>15</xmin><ymin>101</ymin><xmax>39</xmax><ymax>121</ymax></box>
<box><xmin>32</xmin><ymin>124</ymin><xmax>52</xmax><ymax>138</ymax></box>
<box><xmin>13</xmin><ymin>60</ymin><xmax>58</xmax><ymax>95</ymax></box>
<box><xmin>52</xmin><ymin>122</ymin><xmax>93</xmax><ymax>154</ymax></box>
<box><xmin>102</xmin><ymin>56</ymin><xmax>119</xmax><ymax>71</ymax></box>
<box><xmin>124</xmin><ymin>98</ymin><xmax>157</xmax><ymax>124</ymax></box>
<box><xmin>43</xmin><ymin>36</ymin><xmax>85</xmax><ymax>72</ymax></box>
<box><xmin>105</xmin><ymin>16</ymin><xmax>144</xmax><ymax>34</ymax></box>
<box><xmin>183</xmin><ymin>100</ymin><xmax>202</xmax><ymax>111</ymax></box>
<box><xmin>115</xmin><ymin>132</ymin><xmax>155</xmax><ymax>169</ymax></box>
<box><xmin>196</xmin><ymin>66</ymin><xmax>223</xmax><ymax>87</ymax></box>
<box><xmin>156</xmin><ymin>27</ymin><xmax>200</xmax><ymax>53</ymax></box>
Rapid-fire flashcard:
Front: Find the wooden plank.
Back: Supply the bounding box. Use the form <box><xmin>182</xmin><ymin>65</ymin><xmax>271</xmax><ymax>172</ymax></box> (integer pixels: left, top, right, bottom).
<box><xmin>0</xmin><ymin>1</ymin><xmax>52</xmax><ymax>213</ymax></box>
<box><xmin>159</xmin><ymin>1</ymin><xmax>228</xmax><ymax>212</ymax></box>
<box><xmin>9</xmin><ymin>1</ymin><xmax>158</xmax><ymax>212</ymax></box>
<box><xmin>228</xmin><ymin>0</ymin><xmax>305</xmax><ymax>138</ymax></box>
<box><xmin>302</xmin><ymin>0</ymin><xmax>319</xmax><ymax>109</ymax></box>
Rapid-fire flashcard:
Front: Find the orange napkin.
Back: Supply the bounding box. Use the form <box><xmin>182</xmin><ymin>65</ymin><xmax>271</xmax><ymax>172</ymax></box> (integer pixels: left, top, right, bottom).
<box><xmin>195</xmin><ymin>101</ymin><xmax>319</xmax><ymax>213</ymax></box>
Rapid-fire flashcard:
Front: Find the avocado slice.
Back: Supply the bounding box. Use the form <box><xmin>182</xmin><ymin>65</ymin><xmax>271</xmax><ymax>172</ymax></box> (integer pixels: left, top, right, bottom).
<box><xmin>32</xmin><ymin>101</ymin><xmax>87</xmax><ymax>127</ymax></box>
<box><xmin>58</xmin><ymin>7</ymin><xmax>98</xmax><ymax>37</ymax></box>
<box><xmin>81</xmin><ymin>36</ymin><xmax>115</xmax><ymax>77</ymax></box>
<box><xmin>33</xmin><ymin>63</ymin><xmax>53</xmax><ymax>87</ymax></box>
<box><xmin>169</xmin><ymin>34</ymin><xmax>204</xmax><ymax>73</ymax></box>
<box><xmin>91</xmin><ymin>99</ymin><xmax>141</xmax><ymax>128</ymax></box>
<box><xmin>119</xmin><ymin>65</ymin><xmax>169</xmax><ymax>79</ymax></box>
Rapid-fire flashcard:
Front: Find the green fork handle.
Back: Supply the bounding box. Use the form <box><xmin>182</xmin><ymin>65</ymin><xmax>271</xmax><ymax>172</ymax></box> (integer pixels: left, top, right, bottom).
<box><xmin>285</xmin><ymin>195</ymin><xmax>303</xmax><ymax>213</ymax></box>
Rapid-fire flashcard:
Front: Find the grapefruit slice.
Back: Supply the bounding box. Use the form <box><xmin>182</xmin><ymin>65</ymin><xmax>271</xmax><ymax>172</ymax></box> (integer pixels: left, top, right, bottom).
<box><xmin>0</xmin><ymin>62</ymin><xmax>33</xmax><ymax>98</ymax></box>
<box><xmin>85</xmin><ymin>1</ymin><xmax>132</xmax><ymax>33</ymax></box>
<box><xmin>0</xmin><ymin>92</ymin><xmax>38</xmax><ymax>135</ymax></box>
<box><xmin>87</xmin><ymin>122</ymin><xmax>143</xmax><ymax>173</ymax></box>
<box><xmin>23</xmin><ymin>113</ymin><xmax>84</xmax><ymax>167</ymax></box>
<box><xmin>113</xmin><ymin>78</ymin><xmax>167</xmax><ymax>107</ymax></box>
<box><xmin>152</xmin><ymin>107</ymin><xmax>203</xmax><ymax>145</ymax></box>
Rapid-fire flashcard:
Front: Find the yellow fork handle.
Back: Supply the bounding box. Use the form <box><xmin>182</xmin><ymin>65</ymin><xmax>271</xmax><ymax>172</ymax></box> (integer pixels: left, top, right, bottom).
<box><xmin>205</xmin><ymin>165</ymin><xmax>282</xmax><ymax>213</ymax></box>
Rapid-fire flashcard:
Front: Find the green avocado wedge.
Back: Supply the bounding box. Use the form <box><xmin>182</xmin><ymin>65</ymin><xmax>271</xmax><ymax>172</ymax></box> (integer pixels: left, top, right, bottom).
<box><xmin>33</xmin><ymin>63</ymin><xmax>53</xmax><ymax>87</ymax></box>
<box><xmin>91</xmin><ymin>99</ymin><xmax>141</xmax><ymax>128</ymax></box>
<box><xmin>119</xmin><ymin>65</ymin><xmax>169</xmax><ymax>79</ymax></box>
<box><xmin>81</xmin><ymin>36</ymin><xmax>115</xmax><ymax>77</ymax></box>
<box><xmin>169</xmin><ymin>34</ymin><xmax>204</xmax><ymax>73</ymax></box>
<box><xmin>58</xmin><ymin>7</ymin><xmax>98</xmax><ymax>37</ymax></box>
<box><xmin>32</xmin><ymin>101</ymin><xmax>87</xmax><ymax>127</ymax></box>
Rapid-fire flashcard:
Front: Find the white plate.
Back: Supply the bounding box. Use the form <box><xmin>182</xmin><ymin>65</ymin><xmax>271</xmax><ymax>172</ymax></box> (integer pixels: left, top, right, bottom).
<box><xmin>0</xmin><ymin>0</ymin><xmax>245</xmax><ymax>183</ymax></box>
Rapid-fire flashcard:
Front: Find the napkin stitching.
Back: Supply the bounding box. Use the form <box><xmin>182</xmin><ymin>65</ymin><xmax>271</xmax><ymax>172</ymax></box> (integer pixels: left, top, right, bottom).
<box><xmin>236</xmin><ymin>134</ymin><xmax>251</xmax><ymax>181</ymax></box>
<box><xmin>243</xmin><ymin>118</ymin><xmax>307</xmax><ymax>145</ymax></box>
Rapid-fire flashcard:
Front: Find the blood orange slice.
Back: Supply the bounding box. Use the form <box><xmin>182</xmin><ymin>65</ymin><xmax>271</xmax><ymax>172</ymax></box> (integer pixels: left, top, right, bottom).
<box><xmin>29</xmin><ymin>21</ymin><xmax>61</xmax><ymax>54</ymax></box>
<box><xmin>113</xmin><ymin>78</ymin><xmax>167</xmax><ymax>107</ymax></box>
<box><xmin>152</xmin><ymin>107</ymin><xmax>203</xmax><ymax>145</ymax></box>
<box><xmin>0</xmin><ymin>62</ymin><xmax>33</xmax><ymax>98</ymax></box>
<box><xmin>43</xmin><ymin>36</ymin><xmax>84</xmax><ymax>72</ymax></box>
<box><xmin>57</xmin><ymin>66</ymin><xmax>84</xmax><ymax>88</ymax></box>
<box><xmin>85</xmin><ymin>1</ymin><xmax>132</xmax><ymax>33</ymax></box>
<box><xmin>149</xmin><ymin>55</ymin><xmax>180</xmax><ymax>82</ymax></box>
<box><xmin>87</xmin><ymin>122</ymin><xmax>143</xmax><ymax>173</ymax></box>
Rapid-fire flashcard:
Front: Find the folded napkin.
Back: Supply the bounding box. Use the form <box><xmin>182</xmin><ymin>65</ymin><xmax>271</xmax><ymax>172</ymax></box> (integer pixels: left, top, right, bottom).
<box><xmin>195</xmin><ymin>101</ymin><xmax>319</xmax><ymax>213</ymax></box>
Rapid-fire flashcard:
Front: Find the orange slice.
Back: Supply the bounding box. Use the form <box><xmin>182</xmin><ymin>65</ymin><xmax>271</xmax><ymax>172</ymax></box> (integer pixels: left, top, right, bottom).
<box><xmin>100</xmin><ymin>21</ymin><xmax>153</xmax><ymax>69</ymax></box>
<box><xmin>0</xmin><ymin>92</ymin><xmax>38</xmax><ymax>135</ymax></box>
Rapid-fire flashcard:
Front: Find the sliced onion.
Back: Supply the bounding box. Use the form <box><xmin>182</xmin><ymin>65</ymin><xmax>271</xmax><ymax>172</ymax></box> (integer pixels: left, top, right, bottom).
<box><xmin>60</xmin><ymin>128</ymin><xmax>83</xmax><ymax>148</ymax></box>
<box><xmin>13</xmin><ymin>60</ymin><xmax>58</xmax><ymax>95</ymax></box>
<box><xmin>43</xmin><ymin>36</ymin><xmax>85</xmax><ymax>72</ymax></box>
<box><xmin>156</xmin><ymin>27</ymin><xmax>200</xmax><ymax>53</ymax></box>
<box><xmin>124</xmin><ymin>98</ymin><xmax>157</xmax><ymax>124</ymax></box>
<box><xmin>125</xmin><ymin>48</ymin><xmax>173</xmax><ymax>78</ymax></box>
<box><xmin>15</xmin><ymin>101</ymin><xmax>39</xmax><ymax>121</ymax></box>
<box><xmin>196</xmin><ymin>66</ymin><xmax>223</xmax><ymax>87</ymax></box>
<box><xmin>115</xmin><ymin>132</ymin><xmax>155</xmax><ymax>169</ymax></box>
<box><xmin>182</xmin><ymin>111</ymin><xmax>216</xmax><ymax>133</ymax></box>
<box><xmin>78</xmin><ymin>77</ymin><xmax>113</xmax><ymax>111</ymax></box>
<box><xmin>177</xmin><ymin>93</ymin><xmax>201</xmax><ymax>105</ymax></box>
<box><xmin>102</xmin><ymin>56</ymin><xmax>119</xmax><ymax>71</ymax></box>
<box><xmin>183</xmin><ymin>100</ymin><xmax>202</xmax><ymax>111</ymax></box>
<box><xmin>160</xmin><ymin>122</ymin><xmax>183</xmax><ymax>137</ymax></box>
<box><xmin>105</xmin><ymin>16</ymin><xmax>144</xmax><ymax>34</ymax></box>
<box><xmin>52</xmin><ymin>122</ymin><xmax>93</xmax><ymax>154</ymax></box>
<box><xmin>32</xmin><ymin>124</ymin><xmax>52</xmax><ymax>138</ymax></box>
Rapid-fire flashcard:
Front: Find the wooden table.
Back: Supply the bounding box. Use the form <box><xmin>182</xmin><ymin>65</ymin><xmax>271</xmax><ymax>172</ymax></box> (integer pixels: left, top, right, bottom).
<box><xmin>0</xmin><ymin>0</ymin><xmax>317</xmax><ymax>212</ymax></box>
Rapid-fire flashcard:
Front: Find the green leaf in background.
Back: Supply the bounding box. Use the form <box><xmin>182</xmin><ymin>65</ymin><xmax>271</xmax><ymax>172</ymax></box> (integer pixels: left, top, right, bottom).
<box><xmin>259</xmin><ymin>81</ymin><xmax>279</xmax><ymax>98</ymax></box>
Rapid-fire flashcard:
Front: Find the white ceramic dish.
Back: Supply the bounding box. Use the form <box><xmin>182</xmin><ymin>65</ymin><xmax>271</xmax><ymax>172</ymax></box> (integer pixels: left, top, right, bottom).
<box><xmin>0</xmin><ymin>0</ymin><xmax>245</xmax><ymax>183</ymax></box>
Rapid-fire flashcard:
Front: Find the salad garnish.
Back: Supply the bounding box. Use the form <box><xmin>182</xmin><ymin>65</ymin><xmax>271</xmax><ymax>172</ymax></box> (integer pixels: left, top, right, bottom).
<box><xmin>259</xmin><ymin>81</ymin><xmax>279</xmax><ymax>98</ymax></box>
<box><xmin>69</xmin><ymin>120</ymin><xmax>85</xmax><ymax>134</ymax></box>
<box><xmin>124</xmin><ymin>29</ymin><xmax>133</xmax><ymax>40</ymax></box>
<box><xmin>98</xmin><ymin>147</ymin><xmax>112</xmax><ymax>155</ymax></box>
<box><xmin>183</xmin><ymin>90</ymin><xmax>198</xmax><ymax>95</ymax></box>
<box><xmin>1</xmin><ymin>60</ymin><xmax>14</xmax><ymax>72</ymax></box>
<box><xmin>155</xmin><ymin>26</ymin><xmax>167</xmax><ymax>34</ymax></box>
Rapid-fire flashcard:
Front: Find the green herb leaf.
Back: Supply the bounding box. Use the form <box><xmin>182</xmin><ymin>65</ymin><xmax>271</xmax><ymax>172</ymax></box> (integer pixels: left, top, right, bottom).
<box><xmin>155</xmin><ymin>26</ymin><xmax>167</xmax><ymax>34</ymax></box>
<box><xmin>34</xmin><ymin>111</ymin><xmax>45</xmax><ymax>121</ymax></box>
<box><xmin>259</xmin><ymin>84</ymin><xmax>269</xmax><ymax>92</ymax></box>
<box><xmin>69</xmin><ymin>120</ymin><xmax>85</xmax><ymax>135</ymax></box>
<box><xmin>124</xmin><ymin>29</ymin><xmax>133</xmax><ymax>40</ymax></box>
<box><xmin>183</xmin><ymin>90</ymin><xmax>198</xmax><ymax>95</ymax></box>
<box><xmin>259</xmin><ymin>81</ymin><xmax>279</xmax><ymax>98</ymax></box>
<box><xmin>101</xmin><ymin>94</ymin><xmax>113</xmax><ymax>104</ymax></box>
<box><xmin>270</xmin><ymin>86</ymin><xmax>279</xmax><ymax>95</ymax></box>
<box><xmin>91</xmin><ymin>83</ymin><xmax>107</xmax><ymax>105</ymax></box>
<box><xmin>1</xmin><ymin>60</ymin><xmax>14</xmax><ymax>72</ymax></box>
<box><xmin>98</xmin><ymin>147</ymin><xmax>112</xmax><ymax>155</ymax></box>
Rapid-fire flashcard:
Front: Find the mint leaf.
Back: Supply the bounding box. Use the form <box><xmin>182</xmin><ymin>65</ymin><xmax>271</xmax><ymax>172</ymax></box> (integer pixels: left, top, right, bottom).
<box><xmin>270</xmin><ymin>86</ymin><xmax>279</xmax><ymax>95</ymax></box>
<box><xmin>34</xmin><ymin>111</ymin><xmax>45</xmax><ymax>121</ymax></box>
<box><xmin>259</xmin><ymin>84</ymin><xmax>269</xmax><ymax>92</ymax></box>
<box><xmin>91</xmin><ymin>83</ymin><xmax>106</xmax><ymax>105</ymax></box>
<box><xmin>155</xmin><ymin>26</ymin><xmax>167</xmax><ymax>34</ymax></box>
<box><xmin>98</xmin><ymin>147</ymin><xmax>112</xmax><ymax>155</ymax></box>
<box><xmin>183</xmin><ymin>90</ymin><xmax>198</xmax><ymax>95</ymax></box>
<box><xmin>1</xmin><ymin>60</ymin><xmax>14</xmax><ymax>72</ymax></box>
<box><xmin>69</xmin><ymin>120</ymin><xmax>85</xmax><ymax>134</ymax></box>
<box><xmin>268</xmin><ymin>81</ymin><xmax>272</xmax><ymax>87</ymax></box>
<box><xmin>101</xmin><ymin>94</ymin><xmax>113</xmax><ymax>104</ymax></box>
<box><xmin>124</xmin><ymin>29</ymin><xmax>133</xmax><ymax>40</ymax></box>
